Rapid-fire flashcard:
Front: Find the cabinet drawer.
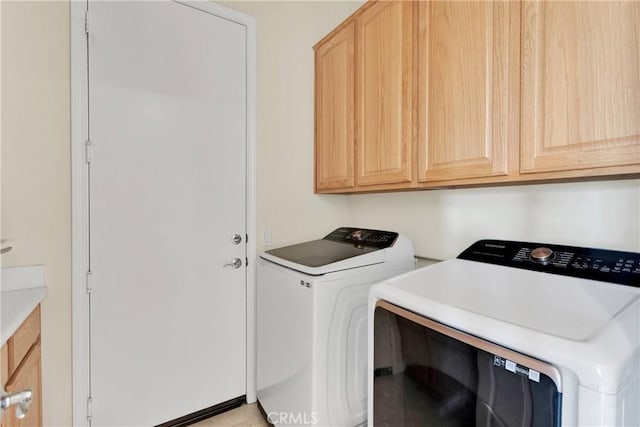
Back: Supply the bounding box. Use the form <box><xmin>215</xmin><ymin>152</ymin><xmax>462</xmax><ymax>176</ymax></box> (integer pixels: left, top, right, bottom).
<box><xmin>9</xmin><ymin>306</ymin><xmax>41</xmax><ymax>374</ymax></box>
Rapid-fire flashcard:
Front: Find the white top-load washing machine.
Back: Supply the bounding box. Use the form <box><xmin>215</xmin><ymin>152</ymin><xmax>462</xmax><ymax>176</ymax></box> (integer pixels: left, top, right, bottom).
<box><xmin>369</xmin><ymin>239</ymin><xmax>640</xmax><ymax>426</ymax></box>
<box><xmin>257</xmin><ymin>227</ymin><xmax>415</xmax><ymax>426</ymax></box>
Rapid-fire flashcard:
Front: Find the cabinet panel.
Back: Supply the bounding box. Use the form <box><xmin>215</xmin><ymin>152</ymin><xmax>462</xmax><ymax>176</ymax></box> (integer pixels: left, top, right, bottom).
<box><xmin>9</xmin><ymin>307</ymin><xmax>40</xmax><ymax>375</ymax></box>
<box><xmin>1</xmin><ymin>345</ymin><xmax>8</xmax><ymax>386</ymax></box>
<box><xmin>521</xmin><ymin>1</ymin><xmax>640</xmax><ymax>173</ymax></box>
<box><xmin>356</xmin><ymin>1</ymin><xmax>414</xmax><ymax>186</ymax></box>
<box><xmin>315</xmin><ymin>22</ymin><xmax>355</xmax><ymax>191</ymax></box>
<box><xmin>417</xmin><ymin>1</ymin><xmax>517</xmax><ymax>182</ymax></box>
<box><xmin>5</xmin><ymin>343</ymin><xmax>42</xmax><ymax>427</ymax></box>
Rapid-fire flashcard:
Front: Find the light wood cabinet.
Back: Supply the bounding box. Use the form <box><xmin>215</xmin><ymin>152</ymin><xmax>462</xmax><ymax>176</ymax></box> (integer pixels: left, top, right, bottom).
<box><xmin>355</xmin><ymin>1</ymin><xmax>414</xmax><ymax>187</ymax></box>
<box><xmin>314</xmin><ymin>0</ymin><xmax>640</xmax><ymax>194</ymax></box>
<box><xmin>521</xmin><ymin>1</ymin><xmax>640</xmax><ymax>174</ymax></box>
<box><xmin>314</xmin><ymin>21</ymin><xmax>355</xmax><ymax>191</ymax></box>
<box><xmin>315</xmin><ymin>1</ymin><xmax>415</xmax><ymax>191</ymax></box>
<box><xmin>417</xmin><ymin>1</ymin><xmax>519</xmax><ymax>182</ymax></box>
<box><xmin>1</xmin><ymin>346</ymin><xmax>8</xmax><ymax>388</ymax></box>
<box><xmin>4</xmin><ymin>344</ymin><xmax>41</xmax><ymax>427</ymax></box>
<box><xmin>1</xmin><ymin>307</ymin><xmax>42</xmax><ymax>427</ymax></box>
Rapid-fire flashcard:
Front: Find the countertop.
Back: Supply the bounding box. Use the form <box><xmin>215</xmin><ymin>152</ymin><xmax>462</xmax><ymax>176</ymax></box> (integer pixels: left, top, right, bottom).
<box><xmin>1</xmin><ymin>266</ymin><xmax>47</xmax><ymax>346</ymax></box>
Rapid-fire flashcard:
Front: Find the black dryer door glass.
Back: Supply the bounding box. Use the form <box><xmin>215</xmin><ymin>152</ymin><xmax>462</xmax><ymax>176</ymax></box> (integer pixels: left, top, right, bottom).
<box><xmin>373</xmin><ymin>304</ymin><xmax>562</xmax><ymax>427</ymax></box>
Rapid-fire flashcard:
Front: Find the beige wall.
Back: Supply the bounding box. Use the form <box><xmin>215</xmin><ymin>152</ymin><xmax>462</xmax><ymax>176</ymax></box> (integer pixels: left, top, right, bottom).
<box><xmin>220</xmin><ymin>1</ymin><xmax>362</xmax><ymax>250</ymax></box>
<box><xmin>0</xmin><ymin>1</ymin><xmax>638</xmax><ymax>427</ymax></box>
<box><xmin>0</xmin><ymin>2</ymin><xmax>355</xmax><ymax>425</ymax></box>
<box><xmin>222</xmin><ymin>0</ymin><xmax>640</xmax><ymax>257</ymax></box>
<box><xmin>1</xmin><ymin>1</ymin><xmax>72</xmax><ymax>426</ymax></box>
<box><xmin>348</xmin><ymin>179</ymin><xmax>640</xmax><ymax>259</ymax></box>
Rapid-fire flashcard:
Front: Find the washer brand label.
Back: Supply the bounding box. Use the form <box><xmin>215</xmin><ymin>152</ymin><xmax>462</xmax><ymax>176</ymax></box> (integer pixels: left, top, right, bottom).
<box><xmin>485</xmin><ymin>243</ymin><xmax>506</xmax><ymax>249</ymax></box>
<box><xmin>493</xmin><ymin>355</ymin><xmax>540</xmax><ymax>383</ymax></box>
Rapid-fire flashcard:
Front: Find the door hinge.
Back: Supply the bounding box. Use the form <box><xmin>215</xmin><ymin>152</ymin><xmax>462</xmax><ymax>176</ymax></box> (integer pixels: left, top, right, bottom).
<box><xmin>86</xmin><ymin>396</ymin><xmax>93</xmax><ymax>421</ymax></box>
<box><xmin>245</xmin><ymin>257</ymin><xmax>248</xmax><ymax>267</ymax></box>
<box><xmin>85</xmin><ymin>10</ymin><xmax>90</xmax><ymax>35</ymax></box>
<box><xmin>85</xmin><ymin>139</ymin><xmax>93</xmax><ymax>164</ymax></box>
<box><xmin>86</xmin><ymin>271</ymin><xmax>93</xmax><ymax>294</ymax></box>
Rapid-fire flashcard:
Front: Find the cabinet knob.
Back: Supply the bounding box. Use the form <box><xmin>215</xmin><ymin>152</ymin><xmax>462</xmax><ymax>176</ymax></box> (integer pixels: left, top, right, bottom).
<box><xmin>0</xmin><ymin>388</ymin><xmax>33</xmax><ymax>420</ymax></box>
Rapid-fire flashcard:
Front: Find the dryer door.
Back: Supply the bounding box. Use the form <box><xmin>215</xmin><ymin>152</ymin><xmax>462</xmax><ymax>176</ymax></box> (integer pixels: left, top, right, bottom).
<box><xmin>373</xmin><ymin>301</ymin><xmax>562</xmax><ymax>427</ymax></box>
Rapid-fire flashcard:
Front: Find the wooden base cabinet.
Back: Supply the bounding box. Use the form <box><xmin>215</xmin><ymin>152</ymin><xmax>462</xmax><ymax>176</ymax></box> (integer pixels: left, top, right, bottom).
<box><xmin>1</xmin><ymin>307</ymin><xmax>42</xmax><ymax>427</ymax></box>
<box><xmin>3</xmin><ymin>344</ymin><xmax>41</xmax><ymax>427</ymax></box>
<box><xmin>314</xmin><ymin>0</ymin><xmax>639</xmax><ymax>194</ymax></box>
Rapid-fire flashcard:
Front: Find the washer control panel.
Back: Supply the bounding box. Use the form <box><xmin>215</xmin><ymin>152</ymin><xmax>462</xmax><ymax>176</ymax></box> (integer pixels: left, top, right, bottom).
<box><xmin>324</xmin><ymin>227</ymin><xmax>398</xmax><ymax>248</ymax></box>
<box><xmin>458</xmin><ymin>239</ymin><xmax>640</xmax><ymax>287</ymax></box>
<box><xmin>529</xmin><ymin>247</ymin><xmax>555</xmax><ymax>263</ymax></box>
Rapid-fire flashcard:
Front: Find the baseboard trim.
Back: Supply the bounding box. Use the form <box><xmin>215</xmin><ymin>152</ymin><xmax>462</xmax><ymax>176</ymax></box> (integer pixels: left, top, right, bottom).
<box><xmin>256</xmin><ymin>400</ymin><xmax>275</xmax><ymax>426</ymax></box>
<box><xmin>156</xmin><ymin>395</ymin><xmax>246</xmax><ymax>427</ymax></box>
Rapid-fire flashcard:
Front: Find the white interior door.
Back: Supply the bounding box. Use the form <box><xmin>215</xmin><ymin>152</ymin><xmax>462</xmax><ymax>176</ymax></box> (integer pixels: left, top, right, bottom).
<box><xmin>88</xmin><ymin>1</ymin><xmax>246</xmax><ymax>425</ymax></box>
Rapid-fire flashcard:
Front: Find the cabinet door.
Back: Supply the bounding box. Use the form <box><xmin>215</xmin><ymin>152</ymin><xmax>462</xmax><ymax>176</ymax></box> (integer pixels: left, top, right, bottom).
<box><xmin>521</xmin><ymin>2</ymin><xmax>640</xmax><ymax>174</ymax></box>
<box><xmin>315</xmin><ymin>22</ymin><xmax>355</xmax><ymax>191</ymax></box>
<box><xmin>4</xmin><ymin>343</ymin><xmax>42</xmax><ymax>427</ymax></box>
<box><xmin>417</xmin><ymin>1</ymin><xmax>518</xmax><ymax>182</ymax></box>
<box><xmin>355</xmin><ymin>1</ymin><xmax>414</xmax><ymax>187</ymax></box>
<box><xmin>1</xmin><ymin>344</ymin><xmax>8</xmax><ymax>387</ymax></box>
<box><xmin>8</xmin><ymin>308</ymin><xmax>40</xmax><ymax>374</ymax></box>
<box><xmin>1</xmin><ymin>345</ymin><xmax>8</xmax><ymax>427</ymax></box>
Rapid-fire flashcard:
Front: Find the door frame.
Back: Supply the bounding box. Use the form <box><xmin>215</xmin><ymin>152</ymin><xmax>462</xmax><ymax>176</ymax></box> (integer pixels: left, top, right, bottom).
<box><xmin>70</xmin><ymin>2</ymin><xmax>257</xmax><ymax>424</ymax></box>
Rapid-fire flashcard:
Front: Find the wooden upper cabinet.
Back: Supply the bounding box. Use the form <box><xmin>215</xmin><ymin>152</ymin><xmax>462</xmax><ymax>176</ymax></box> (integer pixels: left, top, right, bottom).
<box><xmin>355</xmin><ymin>1</ymin><xmax>414</xmax><ymax>187</ymax></box>
<box><xmin>313</xmin><ymin>0</ymin><xmax>639</xmax><ymax>193</ymax></box>
<box><xmin>314</xmin><ymin>22</ymin><xmax>355</xmax><ymax>191</ymax></box>
<box><xmin>521</xmin><ymin>1</ymin><xmax>640</xmax><ymax>174</ymax></box>
<box><xmin>417</xmin><ymin>1</ymin><xmax>519</xmax><ymax>182</ymax></box>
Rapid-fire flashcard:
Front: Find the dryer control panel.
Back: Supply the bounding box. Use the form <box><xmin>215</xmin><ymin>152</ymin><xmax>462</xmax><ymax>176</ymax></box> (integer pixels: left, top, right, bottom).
<box><xmin>325</xmin><ymin>227</ymin><xmax>399</xmax><ymax>248</ymax></box>
<box><xmin>458</xmin><ymin>240</ymin><xmax>640</xmax><ymax>287</ymax></box>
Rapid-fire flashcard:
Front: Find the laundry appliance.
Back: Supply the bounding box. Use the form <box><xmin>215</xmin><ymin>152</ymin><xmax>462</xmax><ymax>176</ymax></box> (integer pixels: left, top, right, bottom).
<box><xmin>257</xmin><ymin>227</ymin><xmax>415</xmax><ymax>426</ymax></box>
<box><xmin>369</xmin><ymin>239</ymin><xmax>639</xmax><ymax>426</ymax></box>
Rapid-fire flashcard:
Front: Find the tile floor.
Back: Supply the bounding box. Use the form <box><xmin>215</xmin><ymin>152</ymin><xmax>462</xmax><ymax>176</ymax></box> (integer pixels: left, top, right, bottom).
<box><xmin>192</xmin><ymin>403</ymin><xmax>269</xmax><ymax>427</ymax></box>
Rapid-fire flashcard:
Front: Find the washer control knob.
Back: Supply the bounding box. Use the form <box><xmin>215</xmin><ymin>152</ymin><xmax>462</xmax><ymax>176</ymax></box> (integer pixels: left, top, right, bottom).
<box><xmin>350</xmin><ymin>230</ymin><xmax>365</xmax><ymax>241</ymax></box>
<box><xmin>530</xmin><ymin>247</ymin><xmax>554</xmax><ymax>263</ymax></box>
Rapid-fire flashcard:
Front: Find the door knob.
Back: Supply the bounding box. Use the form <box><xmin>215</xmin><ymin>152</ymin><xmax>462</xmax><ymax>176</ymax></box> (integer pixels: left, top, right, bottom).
<box><xmin>224</xmin><ymin>258</ymin><xmax>242</xmax><ymax>269</ymax></box>
<box><xmin>231</xmin><ymin>234</ymin><xmax>242</xmax><ymax>245</ymax></box>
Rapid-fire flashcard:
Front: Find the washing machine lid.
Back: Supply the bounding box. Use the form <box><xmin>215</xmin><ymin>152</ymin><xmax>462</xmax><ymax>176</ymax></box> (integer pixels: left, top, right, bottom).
<box><xmin>259</xmin><ymin>227</ymin><xmax>399</xmax><ymax>275</ymax></box>
<box><xmin>370</xmin><ymin>239</ymin><xmax>640</xmax><ymax>393</ymax></box>
<box><xmin>378</xmin><ymin>258</ymin><xmax>639</xmax><ymax>342</ymax></box>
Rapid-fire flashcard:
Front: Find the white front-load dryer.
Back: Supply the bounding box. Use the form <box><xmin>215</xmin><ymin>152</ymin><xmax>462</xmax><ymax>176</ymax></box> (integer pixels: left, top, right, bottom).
<box><xmin>257</xmin><ymin>227</ymin><xmax>415</xmax><ymax>426</ymax></box>
<box><xmin>368</xmin><ymin>239</ymin><xmax>640</xmax><ymax>427</ymax></box>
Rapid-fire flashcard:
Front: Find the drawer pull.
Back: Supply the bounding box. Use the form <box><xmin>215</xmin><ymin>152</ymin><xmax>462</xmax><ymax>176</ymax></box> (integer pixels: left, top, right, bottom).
<box><xmin>0</xmin><ymin>387</ymin><xmax>33</xmax><ymax>420</ymax></box>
